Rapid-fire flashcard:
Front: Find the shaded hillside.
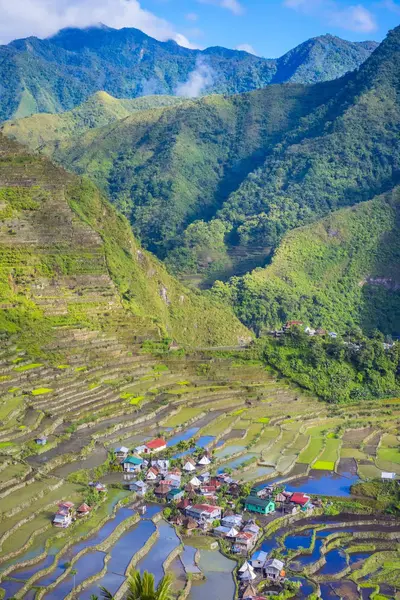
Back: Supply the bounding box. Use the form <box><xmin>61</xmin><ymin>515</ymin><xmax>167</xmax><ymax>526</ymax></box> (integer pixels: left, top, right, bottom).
<box><xmin>2</xmin><ymin>92</ymin><xmax>186</xmax><ymax>150</ymax></box>
<box><xmin>0</xmin><ymin>133</ymin><xmax>250</xmax><ymax>355</ymax></box>
<box><xmin>15</xmin><ymin>82</ymin><xmax>340</xmax><ymax>260</ymax></box>
<box><xmin>0</xmin><ymin>25</ymin><xmax>377</xmax><ymax>121</ymax></box>
<box><xmin>213</xmin><ymin>188</ymin><xmax>400</xmax><ymax>336</ymax></box>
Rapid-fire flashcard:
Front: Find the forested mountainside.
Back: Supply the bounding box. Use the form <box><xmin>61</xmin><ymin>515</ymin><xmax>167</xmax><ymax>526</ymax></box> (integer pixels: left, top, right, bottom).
<box><xmin>2</xmin><ymin>93</ymin><xmax>186</xmax><ymax>150</ymax></box>
<box><xmin>0</xmin><ymin>133</ymin><xmax>250</xmax><ymax>356</ymax></box>
<box><xmin>213</xmin><ymin>188</ymin><xmax>400</xmax><ymax>336</ymax></box>
<box><xmin>12</xmin><ymin>25</ymin><xmax>399</xmax><ymax>285</ymax></box>
<box><xmin>0</xmin><ymin>25</ymin><xmax>377</xmax><ymax>121</ymax></box>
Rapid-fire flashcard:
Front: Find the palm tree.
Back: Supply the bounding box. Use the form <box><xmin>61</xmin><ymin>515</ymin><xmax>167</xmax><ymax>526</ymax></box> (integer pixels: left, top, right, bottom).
<box><xmin>100</xmin><ymin>570</ymin><xmax>173</xmax><ymax>600</ymax></box>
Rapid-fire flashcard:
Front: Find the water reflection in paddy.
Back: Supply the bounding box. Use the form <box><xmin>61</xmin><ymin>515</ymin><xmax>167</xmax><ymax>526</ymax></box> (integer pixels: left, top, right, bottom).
<box><xmin>0</xmin><ymin>578</ymin><xmax>26</xmax><ymax>598</ymax></box>
<box><xmin>240</xmin><ymin>466</ymin><xmax>274</xmax><ymax>482</ymax></box>
<box><xmin>180</xmin><ymin>547</ymin><xmax>201</xmax><ymax>574</ymax></box>
<box><xmin>4</xmin><ymin>492</ymin><xmax>128</xmax><ymax>584</ymax></box>
<box><xmin>34</xmin><ymin>506</ymin><xmax>136</xmax><ymax>586</ymax></box>
<box><xmin>289</xmin><ymin>539</ymin><xmax>323</xmax><ymax>570</ymax></box>
<box><xmin>217</xmin><ymin>453</ymin><xmax>256</xmax><ymax>474</ymax></box>
<box><xmin>189</xmin><ymin>550</ymin><xmax>235</xmax><ymax>600</ymax></box>
<box><xmin>80</xmin><ymin>519</ymin><xmax>156</xmax><ymax>599</ymax></box>
<box><xmin>167</xmin><ymin>428</ymin><xmax>200</xmax><ymax>447</ymax></box>
<box><xmin>284</xmin><ymin>469</ymin><xmax>359</xmax><ymax>497</ymax></box>
<box><xmin>44</xmin><ymin>551</ymin><xmax>106</xmax><ymax>599</ymax></box>
<box><xmin>215</xmin><ymin>444</ymin><xmax>245</xmax><ymax>460</ymax></box>
<box><xmin>318</xmin><ymin>549</ymin><xmax>347</xmax><ymax>574</ymax></box>
<box><xmin>136</xmin><ymin>521</ymin><xmax>180</xmax><ymax>585</ymax></box>
<box><xmin>283</xmin><ymin>532</ymin><xmax>312</xmax><ymax>553</ymax></box>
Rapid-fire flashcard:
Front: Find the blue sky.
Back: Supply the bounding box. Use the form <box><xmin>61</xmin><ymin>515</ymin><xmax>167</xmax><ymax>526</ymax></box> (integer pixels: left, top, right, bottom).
<box><xmin>0</xmin><ymin>0</ymin><xmax>399</xmax><ymax>55</ymax></box>
<box><xmin>145</xmin><ymin>0</ymin><xmax>400</xmax><ymax>56</ymax></box>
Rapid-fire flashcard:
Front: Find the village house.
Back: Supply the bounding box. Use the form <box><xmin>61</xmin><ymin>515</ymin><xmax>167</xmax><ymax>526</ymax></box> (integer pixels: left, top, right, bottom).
<box><xmin>185</xmin><ymin>503</ymin><xmax>222</xmax><ymax>523</ymax></box>
<box><xmin>167</xmin><ymin>488</ymin><xmax>185</xmax><ymax>502</ymax></box>
<box><xmin>197</xmin><ymin>454</ymin><xmax>211</xmax><ymax>466</ymax></box>
<box><xmin>238</xmin><ymin>561</ymin><xmax>257</xmax><ymax>582</ymax></box>
<box><xmin>94</xmin><ymin>482</ymin><xmax>107</xmax><ymax>493</ymax></box>
<box><xmin>198</xmin><ymin>471</ymin><xmax>210</xmax><ymax>483</ymax></box>
<box><xmin>128</xmin><ymin>480</ymin><xmax>147</xmax><ymax>496</ymax></box>
<box><xmin>53</xmin><ymin>501</ymin><xmax>74</xmax><ymax>528</ymax></box>
<box><xmin>183</xmin><ymin>457</ymin><xmax>197</xmax><ymax>472</ymax></box>
<box><xmin>199</xmin><ymin>485</ymin><xmax>217</xmax><ymax>498</ymax></box>
<box><xmin>146</xmin><ymin>466</ymin><xmax>159</xmax><ymax>481</ymax></box>
<box><xmin>234</xmin><ymin>531</ymin><xmax>257</xmax><ymax>554</ymax></box>
<box><xmin>35</xmin><ymin>436</ymin><xmax>47</xmax><ymax>446</ymax></box>
<box><xmin>151</xmin><ymin>459</ymin><xmax>170</xmax><ymax>474</ymax></box>
<box><xmin>213</xmin><ymin>525</ymin><xmax>239</xmax><ymax>539</ymax></box>
<box><xmin>136</xmin><ymin>438</ymin><xmax>167</xmax><ymax>455</ymax></box>
<box><xmin>289</xmin><ymin>492</ymin><xmax>311</xmax><ymax>509</ymax></box>
<box><xmin>245</xmin><ymin>495</ymin><xmax>276</xmax><ymax>515</ymax></box>
<box><xmin>154</xmin><ymin>483</ymin><xmax>171</xmax><ymax>499</ymax></box>
<box><xmin>243</xmin><ymin>522</ymin><xmax>260</xmax><ymax>537</ymax></box>
<box><xmin>177</xmin><ymin>498</ymin><xmax>191</xmax><ymax>511</ymax></box>
<box><xmin>250</xmin><ymin>550</ymin><xmax>268</xmax><ymax>570</ymax></box>
<box><xmin>163</xmin><ymin>476</ymin><xmax>181</xmax><ymax>488</ymax></box>
<box><xmin>263</xmin><ymin>558</ymin><xmax>285</xmax><ymax>581</ymax></box>
<box><xmin>221</xmin><ymin>514</ymin><xmax>243</xmax><ymax>528</ymax></box>
<box><xmin>114</xmin><ymin>446</ymin><xmax>129</xmax><ymax>460</ymax></box>
<box><xmin>189</xmin><ymin>476</ymin><xmax>201</xmax><ymax>488</ymax></box>
<box><xmin>122</xmin><ymin>455</ymin><xmax>143</xmax><ymax>473</ymax></box>
<box><xmin>241</xmin><ymin>583</ymin><xmax>258</xmax><ymax>600</ymax></box>
<box><xmin>76</xmin><ymin>503</ymin><xmax>91</xmax><ymax>517</ymax></box>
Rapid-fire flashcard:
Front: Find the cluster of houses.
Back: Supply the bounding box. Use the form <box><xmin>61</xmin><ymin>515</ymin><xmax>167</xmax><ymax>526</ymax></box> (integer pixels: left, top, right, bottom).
<box><xmin>115</xmin><ymin>438</ymin><xmax>213</xmax><ymax>502</ymax></box>
<box><xmin>271</xmin><ymin>321</ymin><xmax>337</xmax><ymax>339</ymax></box>
<box><xmin>52</xmin><ymin>501</ymin><xmax>91</xmax><ymax>527</ymax></box>
<box><xmin>52</xmin><ymin>482</ymin><xmax>107</xmax><ymax>528</ymax></box>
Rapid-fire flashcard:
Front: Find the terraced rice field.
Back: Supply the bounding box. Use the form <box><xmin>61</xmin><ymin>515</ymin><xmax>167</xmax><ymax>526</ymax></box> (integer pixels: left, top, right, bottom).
<box><xmin>0</xmin><ymin>333</ymin><xmax>400</xmax><ymax>598</ymax></box>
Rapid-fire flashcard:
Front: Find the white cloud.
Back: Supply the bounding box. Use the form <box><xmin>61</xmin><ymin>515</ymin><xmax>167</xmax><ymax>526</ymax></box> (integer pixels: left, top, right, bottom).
<box><xmin>186</xmin><ymin>12</ymin><xmax>199</xmax><ymax>21</ymax></box>
<box><xmin>0</xmin><ymin>0</ymin><xmax>199</xmax><ymax>47</ymax></box>
<box><xmin>235</xmin><ymin>43</ymin><xmax>257</xmax><ymax>55</ymax></box>
<box><xmin>175</xmin><ymin>57</ymin><xmax>214</xmax><ymax>97</ymax></box>
<box><xmin>328</xmin><ymin>4</ymin><xmax>377</xmax><ymax>33</ymax></box>
<box><xmin>283</xmin><ymin>0</ymin><xmax>377</xmax><ymax>33</ymax></box>
<box><xmin>380</xmin><ymin>0</ymin><xmax>400</xmax><ymax>14</ymax></box>
<box><xmin>197</xmin><ymin>0</ymin><xmax>244</xmax><ymax>16</ymax></box>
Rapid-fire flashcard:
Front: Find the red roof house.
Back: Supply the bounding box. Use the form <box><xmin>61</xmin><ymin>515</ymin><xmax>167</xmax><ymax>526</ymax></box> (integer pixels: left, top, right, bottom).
<box><xmin>144</xmin><ymin>438</ymin><xmax>167</xmax><ymax>454</ymax></box>
<box><xmin>290</xmin><ymin>492</ymin><xmax>311</xmax><ymax>506</ymax></box>
<box><xmin>77</xmin><ymin>503</ymin><xmax>91</xmax><ymax>515</ymax></box>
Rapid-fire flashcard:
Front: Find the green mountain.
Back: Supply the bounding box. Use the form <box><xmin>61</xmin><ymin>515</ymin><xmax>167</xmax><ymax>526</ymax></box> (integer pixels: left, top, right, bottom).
<box><xmin>214</xmin><ymin>188</ymin><xmax>400</xmax><ymax>336</ymax></box>
<box><xmin>0</xmin><ymin>25</ymin><xmax>377</xmax><ymax>121</ymax></box>
<box><xmin>0</xmin><ymin>132</ymin><xmax>250</xmax><ymax>356</ymax></box>
<box><xmin>2</xmin><ymin>92</ymin><xmax>186</xmax><ymax>150</ymax></box>
<box><xmin>13</xmin><ymin>26</ymin><xmax>396</xmax><ymax>280</ymax></box>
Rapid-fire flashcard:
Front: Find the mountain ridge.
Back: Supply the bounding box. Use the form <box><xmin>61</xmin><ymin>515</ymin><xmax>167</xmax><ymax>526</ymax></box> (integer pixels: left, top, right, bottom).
<box><xmin>0</xmin><ymin>25</ymin><xmax>378</xmax><ymax>121</ymax></box>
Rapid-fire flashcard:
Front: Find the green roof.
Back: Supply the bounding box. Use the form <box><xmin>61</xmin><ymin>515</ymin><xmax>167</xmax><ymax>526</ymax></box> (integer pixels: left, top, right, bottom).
<box><xmin>245</xmin><ymin>495</ymin><xmax>274</xmax><ymax>508</ymax></box>
<box><xmin>168</xmin><ymin>488</ymin><xmax>183</xmax><ymax>496</ymax></box>
<box><xmin>123</xmin><ymin>456</ymin><xmax>143</xmax><ymax>465</ymax></box>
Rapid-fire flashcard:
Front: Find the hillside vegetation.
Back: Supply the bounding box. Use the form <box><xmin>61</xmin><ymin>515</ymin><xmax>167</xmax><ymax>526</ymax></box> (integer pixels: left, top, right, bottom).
<box><xmin>214</xmin><ymin>188</ymin><xmax>400</xmax><ymax>336</ymax></box>
<box><xmin>0</xmin><ymin>25</ymin><xmax>376</xmax><ymax>121</ymax></box>
<box><xmin>2</xmin><ymin>92</ymin><xmax>186</xmax><ymax>150</ymax></box>
<box><xmin>0</xmin><ymin>133</ymin><xmax>250</xmax><ymax>356</ymax></box>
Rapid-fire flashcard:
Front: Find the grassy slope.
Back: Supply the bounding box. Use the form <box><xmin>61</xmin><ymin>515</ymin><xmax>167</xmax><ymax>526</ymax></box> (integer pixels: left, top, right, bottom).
<box><xmin>1</xmin><ymin>92</ymin><xmax>185</xmax><ymax>151</ymax></box>
<box><xmin>215</xmin><ymin>188</ymin><xmax>400</xmax><ymax>335</ymax></box>
<box><xmin>0</xmin><ymin>133</ymin><xmax>250</xmax><ymax>352</ymax></box>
